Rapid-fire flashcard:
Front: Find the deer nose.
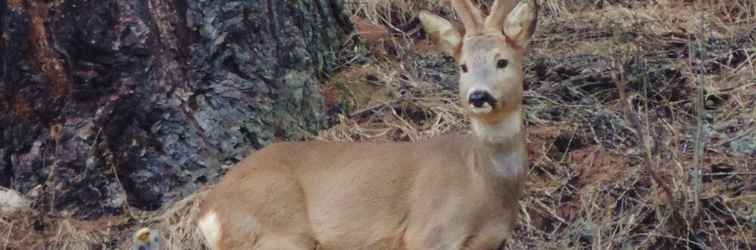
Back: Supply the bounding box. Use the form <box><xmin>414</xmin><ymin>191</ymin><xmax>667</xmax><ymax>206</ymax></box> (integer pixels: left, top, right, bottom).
<box><xmin>468</xmin><ymin>91</ymin><xmax>497</xmax><ymax>108</ymax></box>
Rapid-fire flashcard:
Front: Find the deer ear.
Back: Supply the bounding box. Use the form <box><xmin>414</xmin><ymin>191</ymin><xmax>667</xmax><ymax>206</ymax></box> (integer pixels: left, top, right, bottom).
<box><xmin>419</xmin><ymin>11</ymin><xmax>462</xmax><ymax>57</ymax></box>
<box><xmin>503</xmin><ymin>0</ymin><xmax>538</xmax><ymax>48</ymax></box>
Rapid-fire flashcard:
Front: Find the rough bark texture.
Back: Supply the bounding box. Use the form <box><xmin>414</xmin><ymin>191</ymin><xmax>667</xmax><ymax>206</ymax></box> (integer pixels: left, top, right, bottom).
<box><xmin>0</xmin><ymin>0</ymin><xmax>349</xmax><ymax>218</ymax></box>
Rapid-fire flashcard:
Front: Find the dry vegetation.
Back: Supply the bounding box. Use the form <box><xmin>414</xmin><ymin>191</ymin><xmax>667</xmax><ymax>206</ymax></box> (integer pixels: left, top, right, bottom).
<box><xmin>2</xmin><ymin>0</ymin><xmax>754</xmax><ymax>249</ymax></box>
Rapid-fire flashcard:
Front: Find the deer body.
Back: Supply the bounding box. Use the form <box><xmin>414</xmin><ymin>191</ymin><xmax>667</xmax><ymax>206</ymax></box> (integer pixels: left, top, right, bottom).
<box><xmin>198</xmin><ymin>1</ymin><xmax>538</xmax><ymax>249</ymax></box>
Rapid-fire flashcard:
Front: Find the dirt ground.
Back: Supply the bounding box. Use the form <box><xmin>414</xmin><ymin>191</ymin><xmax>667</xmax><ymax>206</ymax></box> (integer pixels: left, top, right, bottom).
<box><xmin>2</xmin><ymin>0</ymin><xmax>754</xmax><ymax>249</ymax></box>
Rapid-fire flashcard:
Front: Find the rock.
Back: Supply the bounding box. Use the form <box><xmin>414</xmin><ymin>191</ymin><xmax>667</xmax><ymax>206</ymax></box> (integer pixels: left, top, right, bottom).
<box><xmin>0</xmin><ymin>0</ymin><xmax>350</xmax><ymax>218</ymax></box>
<box><xmin>0</xmin><ymin>187</ymin><xmax>31</xmax><ymax>212</ymax></box>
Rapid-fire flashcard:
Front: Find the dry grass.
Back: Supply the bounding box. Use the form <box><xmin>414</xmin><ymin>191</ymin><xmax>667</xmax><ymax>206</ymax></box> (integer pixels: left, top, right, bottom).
<box><xmin>6</xmin><ymin>0</ymin><xmax>754</xmax><ymax>249</ymax></box>
<box><xmin>0</xmin><ymin>193</ymin><xmax>211</xmax><ymax>249</ymax></box>
<box><xmin>146</xmin><ymin>191</ymin><xmax>208</xmax><ymax>250</ymax></box>
<box><xmin>0</xmin><ymin>209</ymin><xmax>123</xmax><ymax>249</ymax></box>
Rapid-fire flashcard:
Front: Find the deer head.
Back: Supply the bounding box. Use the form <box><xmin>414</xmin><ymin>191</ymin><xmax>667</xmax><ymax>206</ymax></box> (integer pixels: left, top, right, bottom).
<box><xmin>420</xmin><ymin>0</ymin><xmax>538</xmax><ymax>133</ymax></box>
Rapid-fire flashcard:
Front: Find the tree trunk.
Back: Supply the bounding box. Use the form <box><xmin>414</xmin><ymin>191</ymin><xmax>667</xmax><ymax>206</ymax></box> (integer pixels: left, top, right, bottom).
<box><xmin>0</xmin><ymin>0</ymin><xmax>350</xmax><ymax>218</ymax></box>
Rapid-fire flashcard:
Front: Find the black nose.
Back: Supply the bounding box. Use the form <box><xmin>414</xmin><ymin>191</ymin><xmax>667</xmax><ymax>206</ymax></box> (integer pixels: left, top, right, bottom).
<box><xmin>468</xmin><ymin>91</ymin><xmax>497</xmax><ymax>108</ymax></box>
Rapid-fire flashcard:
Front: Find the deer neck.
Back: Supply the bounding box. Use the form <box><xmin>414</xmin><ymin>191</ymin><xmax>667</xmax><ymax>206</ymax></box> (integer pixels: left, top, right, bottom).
<box><xmin>469</xmin><ymin>109</ymin><xmax>525</xmax><ymax>178</ymax></box>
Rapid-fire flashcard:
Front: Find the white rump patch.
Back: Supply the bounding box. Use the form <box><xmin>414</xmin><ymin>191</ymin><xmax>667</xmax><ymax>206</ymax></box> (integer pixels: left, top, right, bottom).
<box><xmin>198</xmin><ymin>210</ymin><xmax>222</xmax><ymax>249</ymax></box>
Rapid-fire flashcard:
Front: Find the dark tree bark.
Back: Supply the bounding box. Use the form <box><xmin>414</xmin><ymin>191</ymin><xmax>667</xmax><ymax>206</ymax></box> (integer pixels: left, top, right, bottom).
<box><xmin>0</xmin><ymin>0</ymin><xmax>350</xmax><ymax>218</ymax></box>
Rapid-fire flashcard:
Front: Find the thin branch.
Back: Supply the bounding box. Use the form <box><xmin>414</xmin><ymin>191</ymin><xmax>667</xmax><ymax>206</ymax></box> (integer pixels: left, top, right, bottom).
<box><xmin>611</xmin><ymin>59</ymin><xmax>675</xmax><ymax>202</ymax></box>
<box><xmin>691</xmin><ymin>14</ymin><xmax>707</xmax><ymax>217</ymax></box>
<box><xmin>694</xmin><ymin>172</ymin><xmax>756</xmax><ymax>177</ymax></box>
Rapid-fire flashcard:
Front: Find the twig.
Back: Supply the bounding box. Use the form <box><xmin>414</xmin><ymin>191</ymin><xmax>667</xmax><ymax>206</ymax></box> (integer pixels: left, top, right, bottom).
<box><xmin>2</xmin><ymin>219</ymin><xmax>13</xmax><ymax>249</ymax></box>
<box><xmin>348</xmin><ymin>99</ymin><xmax>402</xmax><ymax>118</ymax></box>
<box><xmin>714</xmin><ymin>126</ymin><xmax>755</xmax><ymax>147</ymax></box>
<box><xmin>694</xmin><ymin>172</ymin><xmax>756</xmax><ymax>176</ymax></box>
<box><xmin>532</xmin><ymin>199</ymin><xmax>567</xmax><ymax>225</ymax></box>
<box><xmin>611</xmin><ymin>60</ymin><xmax>675</xmax><ymax>202</ymax></box>
<box><xmin>716</xmin><ymin>82</ymin><xmax>756</xmax><ymax>94</ymax></box>
<box><xmin>636</xmin><ymin>233</ymin><xmax>708</xmax><ymax>249</ymax></box>
<box><xmin>691</xmin><ymin>14</ymin><xmax>707</xmax><ymax>217</ymax></box>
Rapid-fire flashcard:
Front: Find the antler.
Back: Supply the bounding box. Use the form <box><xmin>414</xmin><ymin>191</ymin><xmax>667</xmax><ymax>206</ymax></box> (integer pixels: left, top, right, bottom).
<box><xmin>452</xmin><ymin>0</ymin><xmax>517</xmax><ymax>35</ymax></box>
<box><xmin>484</xmin><ymin>0</ymin><xmax>517</xmax><ymax>33</ymax></box>
<box><xmin>451</xmin><ymin>0</ymin><xmax>484</xmax><ymax>35</ymax></box>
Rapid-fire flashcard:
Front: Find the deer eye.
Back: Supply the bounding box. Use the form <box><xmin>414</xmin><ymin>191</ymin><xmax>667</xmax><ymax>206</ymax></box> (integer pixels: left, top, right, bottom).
<box><xmin>460</xmin><ymin>64</ymin><xmax>468</xmax><ymax>73</ymax></box>
<box><xmin>496</xmin><ymin>59</ymin><xmax>508</xmax><ymax>69</ymax></box>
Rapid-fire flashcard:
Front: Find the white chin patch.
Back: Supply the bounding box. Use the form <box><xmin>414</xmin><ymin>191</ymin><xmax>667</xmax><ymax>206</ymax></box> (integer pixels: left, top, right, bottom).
<box><xmin>469</xmin><ymin>103</ymin><xmax>493</xmax><ymax>114</ymax></box>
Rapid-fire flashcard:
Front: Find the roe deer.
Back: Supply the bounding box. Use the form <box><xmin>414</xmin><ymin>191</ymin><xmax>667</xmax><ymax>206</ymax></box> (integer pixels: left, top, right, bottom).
<box><xmin>197</xmin><ymin>0</ymin><xmax>538</xmax><ymax>249</ymax></box>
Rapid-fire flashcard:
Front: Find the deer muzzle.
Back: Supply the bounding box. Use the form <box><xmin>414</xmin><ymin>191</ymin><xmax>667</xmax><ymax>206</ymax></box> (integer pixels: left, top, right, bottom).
<box><xmin>468</xmin><ymin>90</ymin><xmax>497</xmax><ymax>110</ymax></box>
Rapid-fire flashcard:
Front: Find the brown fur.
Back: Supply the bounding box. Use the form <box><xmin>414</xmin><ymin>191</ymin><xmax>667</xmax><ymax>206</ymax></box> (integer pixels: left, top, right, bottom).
<box><xmin>200</xmin><ymin>135</ymin><xmax>525</xmax><ymax>249</ymax></box>
<box><xmin>198</xmin><ymin>0</ymin><xmax>538</xmax><ymax>249</ymax></box>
